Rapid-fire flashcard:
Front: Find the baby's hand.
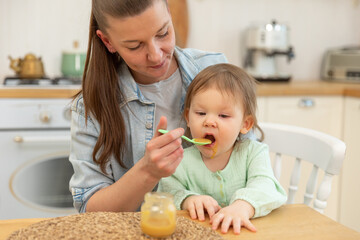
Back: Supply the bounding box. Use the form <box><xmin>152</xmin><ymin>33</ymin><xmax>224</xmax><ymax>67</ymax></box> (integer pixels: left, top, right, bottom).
<box><xmin>210</xmin><ymin>200</ymin><xmax>256</xmax><ymax>234</ymax></box>
<box><xmin>182</xmin><ymin>195</ymin><xmax>221</xmax><ymax>221</ymax></box>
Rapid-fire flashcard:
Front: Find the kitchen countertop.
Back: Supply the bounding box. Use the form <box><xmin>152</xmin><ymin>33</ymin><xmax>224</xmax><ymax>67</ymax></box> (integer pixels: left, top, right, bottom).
<box><xmin>1</xmin><ymin>81</ymin><xmax>360</xmax><ymax>99</ymax></box>
<box><xmin>0</xmin><ymin>85</ymin><xmax>81</xmax><ymax>98</ymax></box>
<box><xmin>256</xmin><ymin>80</ymin><xmax>360</xmax><ymax>97</ymax></box>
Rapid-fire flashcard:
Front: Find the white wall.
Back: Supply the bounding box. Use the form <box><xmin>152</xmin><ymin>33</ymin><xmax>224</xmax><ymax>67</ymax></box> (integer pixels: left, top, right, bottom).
<box><xmin>187</xmin><ymin>0</ymin><xmax>360</xmax><ymax>80</ymax></box>
<box><xmin>0</xmin><ymin>0</ymin><xmax>91</xmax><ymax>83</ymax></box>
<box><xmin>0</xmin><ymin>0</ymin><xmax>359</xmax><ymax>83</ymax></box>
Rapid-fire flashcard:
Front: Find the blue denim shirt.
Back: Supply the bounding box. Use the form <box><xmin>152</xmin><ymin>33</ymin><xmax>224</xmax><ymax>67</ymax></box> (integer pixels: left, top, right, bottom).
<box><xmin>69</xmin><ymin>47</ymin><xmax>228</xmax><ymax>213</ymax></box>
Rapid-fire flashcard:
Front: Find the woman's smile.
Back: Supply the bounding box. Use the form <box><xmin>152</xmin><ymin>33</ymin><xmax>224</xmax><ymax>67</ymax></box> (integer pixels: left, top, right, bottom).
<box><xmin>149</xmin><ymin>58</ymin><xmax>167</xmax><ymax>70</ymax></box>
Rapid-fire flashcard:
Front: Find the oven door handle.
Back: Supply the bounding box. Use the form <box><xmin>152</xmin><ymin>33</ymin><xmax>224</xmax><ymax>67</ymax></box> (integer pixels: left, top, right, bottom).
<box><xmin>13</xmin><ymin>135</ymin><xmax>71</xmax><ymax>144</ymax></box>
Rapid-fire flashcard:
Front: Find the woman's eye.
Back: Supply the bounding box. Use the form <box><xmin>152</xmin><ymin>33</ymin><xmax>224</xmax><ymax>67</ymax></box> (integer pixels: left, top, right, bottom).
<box><xmin>128</xmin><ymin>45</ymin><xmax>140</xmax><ymax>51</ymax></box>
<box><xmin>158</xmin><ymin>31</ymin><xmax>169</xmax><ymax>38</ymax></box>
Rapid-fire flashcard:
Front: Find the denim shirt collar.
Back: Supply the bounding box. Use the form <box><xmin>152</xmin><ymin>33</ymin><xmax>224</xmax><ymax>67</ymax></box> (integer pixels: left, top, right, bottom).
<box><xmin>117</xmin><ymin>63</ymin><xmax>149</xmax><ymax>108</ymax></box>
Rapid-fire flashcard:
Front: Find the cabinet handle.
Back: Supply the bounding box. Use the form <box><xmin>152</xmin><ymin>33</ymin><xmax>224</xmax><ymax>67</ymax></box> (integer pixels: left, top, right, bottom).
<box><xmin>39</xmin><ymin>112</ymin><xmax>51</xmax><ymax>123</ymax></box>
<box><xmin>298</xmin><ymin>98</ymin><xmax>315</xmax><ymax>108</ymax></box>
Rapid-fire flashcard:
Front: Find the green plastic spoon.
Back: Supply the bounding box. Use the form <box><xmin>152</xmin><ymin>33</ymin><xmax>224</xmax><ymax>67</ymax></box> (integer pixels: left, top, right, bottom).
<box><xmin>158</xmin><ymin>129</ymin><xmax>212</xmax><ymax>146</ymax></box>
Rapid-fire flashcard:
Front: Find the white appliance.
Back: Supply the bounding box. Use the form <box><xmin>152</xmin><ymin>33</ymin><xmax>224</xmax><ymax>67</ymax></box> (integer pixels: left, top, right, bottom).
<box><xmin>0</xmin><ymin>98</ymin><xmax>77</xmax><ymax>219</ymax></box>
<box><xmin>244</xmin><ymin>20</ymin><xmax>295</xmax><ymax>82</ymax></box>
<box><xmin>321</xmin><ymin>46</ymin><xmax>360</xmax><ymax>83</ymax></box>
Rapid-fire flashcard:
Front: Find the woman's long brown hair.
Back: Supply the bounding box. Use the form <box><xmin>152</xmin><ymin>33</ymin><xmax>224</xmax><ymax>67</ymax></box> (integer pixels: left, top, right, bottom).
<box><xmin>74</xmin><ymin>0</ymin><xmax>163</xmax><ymax>173</ymax></box>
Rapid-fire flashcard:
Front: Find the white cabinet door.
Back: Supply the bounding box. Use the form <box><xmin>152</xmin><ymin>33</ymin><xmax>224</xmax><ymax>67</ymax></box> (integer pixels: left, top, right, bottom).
<box><xmin>264</xmin><ymin>96</ymin><xmax>344</xmax><ymax>221</ymax></box>
<box><xmin>340</xmin><ymin>97</ymin><xmax>360</xmax><ymax>232</ymax></box>
<box><xmin>257</xmin><ymin>97</ymin><xmax>267</xmax><ymax>122</ymax></box>
<box><xmin>266</xmin><ymin>96</ymin><xmax>343</xmax><ymax>138</ymax></box>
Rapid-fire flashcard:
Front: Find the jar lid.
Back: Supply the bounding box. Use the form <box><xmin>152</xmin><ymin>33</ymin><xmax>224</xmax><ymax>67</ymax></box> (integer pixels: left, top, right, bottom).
<box><xmin>144</xmin><ymin>192</ymin><xmax>174</xmax><ymax>202</ymax></box>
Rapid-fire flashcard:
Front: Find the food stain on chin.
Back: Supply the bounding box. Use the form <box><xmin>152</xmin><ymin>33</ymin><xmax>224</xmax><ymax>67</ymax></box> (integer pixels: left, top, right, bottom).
<box><xmin>211</xmin><ymin>142</ymin><xmax>218</xmax><ymax>159</ymax></box>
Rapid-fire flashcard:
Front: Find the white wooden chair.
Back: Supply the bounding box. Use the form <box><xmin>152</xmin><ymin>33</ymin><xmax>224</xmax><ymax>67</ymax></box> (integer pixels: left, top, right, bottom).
<box><xmin>259</xmin><ymin>122</ymin><xmax>346</xmax><ymax>213</ymax></box>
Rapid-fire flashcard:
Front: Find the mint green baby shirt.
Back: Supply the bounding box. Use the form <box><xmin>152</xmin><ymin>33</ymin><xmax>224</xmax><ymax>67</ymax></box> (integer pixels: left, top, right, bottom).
<box><xmin>157</xmin><ymin>139</ymin><xmax>287</xmax><ymax>218</ymax></box>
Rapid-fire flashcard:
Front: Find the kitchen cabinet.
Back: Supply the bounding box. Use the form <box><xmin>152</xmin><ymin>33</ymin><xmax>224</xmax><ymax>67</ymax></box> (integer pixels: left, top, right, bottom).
<box><xmin>168</xmin><ymin>0</ymin><xmax>188</xmax><ymax>48</ymax></box>
<box><xmin>265</xmin><ymin>96</ymin><xmax>343</xmax><ymax>138</ymax></box>
<box><xmin>257</xmin><ymin>96</ymin><xmax>344</xmax><ymax>221</ymax></box>
<box><xmin>340</xmin><ymin>97</ymin><xmax>360</xmax><ymax>232</ymax></box>
<box><xmin>256</xmin><ymin>96</ymin><xmax>266</xmax><ymax>122</ymax></box>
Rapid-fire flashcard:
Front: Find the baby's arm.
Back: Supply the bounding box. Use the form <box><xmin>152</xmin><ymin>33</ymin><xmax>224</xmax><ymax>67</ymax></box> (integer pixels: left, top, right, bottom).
<box><xmin>182</xmin><ymin>195</ymin><xmax>221</xmax><ymax>221</ymax></box>
<box><xmin>158</xmin><ymin>162</ymin><xmax>221</xmax><ymax>220</ymax></box>
<box><xmin>230</xmin><ymin>142</ymin><xmax>287</xmax><ymax>219</ymax></box>
<box><xmin>157</xmin><ymin>163</ymin><xmax>202</xmax><ymax>211</ymax></box>
<box><xmin>210</xmin><ymin>199</ymin><xmax>256</xmax><ymax>234</ymax></box>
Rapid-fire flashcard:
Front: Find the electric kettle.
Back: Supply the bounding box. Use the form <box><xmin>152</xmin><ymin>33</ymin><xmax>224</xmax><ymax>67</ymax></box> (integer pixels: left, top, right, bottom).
<box><xmin>8</xmin><ymin>53</ymin><xmax>45</xmax><ymax>79</ymax></box>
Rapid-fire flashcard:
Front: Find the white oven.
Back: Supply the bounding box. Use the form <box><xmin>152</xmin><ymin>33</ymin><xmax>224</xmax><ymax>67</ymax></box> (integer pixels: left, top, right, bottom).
<box><xmin>0</xmin><ymin>98</ymin><xmax>77</xmax><ymax>219</ymax></box>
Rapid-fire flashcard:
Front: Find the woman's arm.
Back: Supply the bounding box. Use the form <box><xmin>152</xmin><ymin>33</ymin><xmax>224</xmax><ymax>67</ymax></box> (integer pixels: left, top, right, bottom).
<box><xmin>85</xmin><ymin>116</ymin><xmax>185</xmax><ymax>212</ymax></box>
<box><xmin>70</xmin><ymin>99</ymin><xmax>185</xmax><ymax>212</ymax></box>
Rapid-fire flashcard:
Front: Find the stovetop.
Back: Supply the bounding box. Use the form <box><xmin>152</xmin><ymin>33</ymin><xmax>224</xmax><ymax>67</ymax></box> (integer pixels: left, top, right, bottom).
<box><xmin>3</xmin><ymin>76</ymin><xmax>82</xmax><ymax>87</ymax></box>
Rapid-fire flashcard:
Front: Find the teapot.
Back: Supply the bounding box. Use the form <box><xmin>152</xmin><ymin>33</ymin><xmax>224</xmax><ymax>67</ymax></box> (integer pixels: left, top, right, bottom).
<box><xmin>9</xmin><ymin>53</ymin><xmax>45</xmax><ymax>79</ymax></box>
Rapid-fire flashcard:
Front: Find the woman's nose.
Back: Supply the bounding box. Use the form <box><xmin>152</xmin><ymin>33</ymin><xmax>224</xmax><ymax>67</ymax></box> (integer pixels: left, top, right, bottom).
<box><xmin>147</xmin><ymin>41</ymin><xmax>162</xmax><ymax>63</ymax></box>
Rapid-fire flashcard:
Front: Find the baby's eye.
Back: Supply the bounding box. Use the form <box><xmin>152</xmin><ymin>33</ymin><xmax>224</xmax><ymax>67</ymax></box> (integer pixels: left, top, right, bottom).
<box><xmin>196</xmin><ymin>112</ymin><xmax>206</xmax><ymax>116</ymax></box>
<box><xmin>219</xmin><ymin>114</ymin><xmax>229</xmax><ymax>118</ymax></box>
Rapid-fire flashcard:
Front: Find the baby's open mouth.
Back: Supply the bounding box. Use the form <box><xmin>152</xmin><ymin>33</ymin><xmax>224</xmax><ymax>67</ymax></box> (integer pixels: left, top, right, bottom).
<box><xmin>204</xmin><ymin>134</ymin><xmax>215</xmax><ymax>145</ymax></box>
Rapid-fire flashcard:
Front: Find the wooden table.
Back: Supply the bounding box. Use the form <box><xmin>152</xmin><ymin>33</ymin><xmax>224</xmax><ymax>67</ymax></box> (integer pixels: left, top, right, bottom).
<box><xmin>1</xmin><ymin>204</ymin><xmax>359</xmax><ymax>240</ymax></box>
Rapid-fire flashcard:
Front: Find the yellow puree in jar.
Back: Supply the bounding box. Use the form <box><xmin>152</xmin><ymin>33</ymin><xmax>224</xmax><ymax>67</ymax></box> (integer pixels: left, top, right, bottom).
<box><xmin>141</xmin><ymin>210</ymin><xmax>176</xmax><ymax>238</ymax></box>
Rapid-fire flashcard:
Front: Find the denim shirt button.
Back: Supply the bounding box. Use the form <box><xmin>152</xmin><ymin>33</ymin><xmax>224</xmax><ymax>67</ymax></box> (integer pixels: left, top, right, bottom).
<box><xmin>145</xmin><ymin>122</ymin><xmax>152</xmax><ymax>129</ymax></box>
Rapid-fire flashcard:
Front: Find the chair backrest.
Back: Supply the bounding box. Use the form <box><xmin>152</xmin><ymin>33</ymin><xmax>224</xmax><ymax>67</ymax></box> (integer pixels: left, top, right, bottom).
<box><xmin>258</xmin><ymin>122</ymin><xmax>346</xmax><ymax>213</ymax></box>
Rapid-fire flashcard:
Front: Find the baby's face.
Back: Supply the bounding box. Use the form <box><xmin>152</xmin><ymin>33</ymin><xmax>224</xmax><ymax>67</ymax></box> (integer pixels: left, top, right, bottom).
<box><xmin>185</xmin><ymin>86</ymin><xmax>249</xmax><ymax>160</ymax></box>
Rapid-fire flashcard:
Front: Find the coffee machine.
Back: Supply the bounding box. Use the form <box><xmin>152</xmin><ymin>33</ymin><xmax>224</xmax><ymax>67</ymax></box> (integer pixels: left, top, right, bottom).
<box><xmin>244</xmin><ymin>20</ymin><xmax>295</xmax><ymax>82</ymax></box>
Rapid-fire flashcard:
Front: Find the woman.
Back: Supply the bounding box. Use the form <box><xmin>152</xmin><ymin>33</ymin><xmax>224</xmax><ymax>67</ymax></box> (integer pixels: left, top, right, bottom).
<box><xmin>69</xmin><ymin>0</ymin><xmax>228</xmax><ymax>213</ymax></box>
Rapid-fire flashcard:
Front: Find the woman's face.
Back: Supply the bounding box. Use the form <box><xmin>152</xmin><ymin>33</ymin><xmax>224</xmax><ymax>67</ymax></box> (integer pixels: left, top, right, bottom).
<box><xmin>97</xmin><ymin>0</ymin><xmax>177</xmax><ymax>84</ymax></box>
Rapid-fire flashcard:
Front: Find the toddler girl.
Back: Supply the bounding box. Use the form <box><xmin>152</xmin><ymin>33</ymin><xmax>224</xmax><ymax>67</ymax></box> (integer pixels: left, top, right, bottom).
<box><xmin>158</xmin><ymin>63</ymin><xmax>287</xmax><ymax>234</ymax></box>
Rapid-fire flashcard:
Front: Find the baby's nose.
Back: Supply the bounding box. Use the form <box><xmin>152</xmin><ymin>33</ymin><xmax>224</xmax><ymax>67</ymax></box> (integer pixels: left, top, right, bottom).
<box><xmin>204</xmin><ymin>118</ymin><xmax>217</xmax><ymax>127</ymax></box>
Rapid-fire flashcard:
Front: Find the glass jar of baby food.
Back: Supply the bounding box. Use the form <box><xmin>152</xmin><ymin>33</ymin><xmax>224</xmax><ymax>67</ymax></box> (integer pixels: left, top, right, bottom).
<box><xmin>140</xmin><ymin>192</ymin><xmax>176</xmax><ymax>238</ymax></box>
